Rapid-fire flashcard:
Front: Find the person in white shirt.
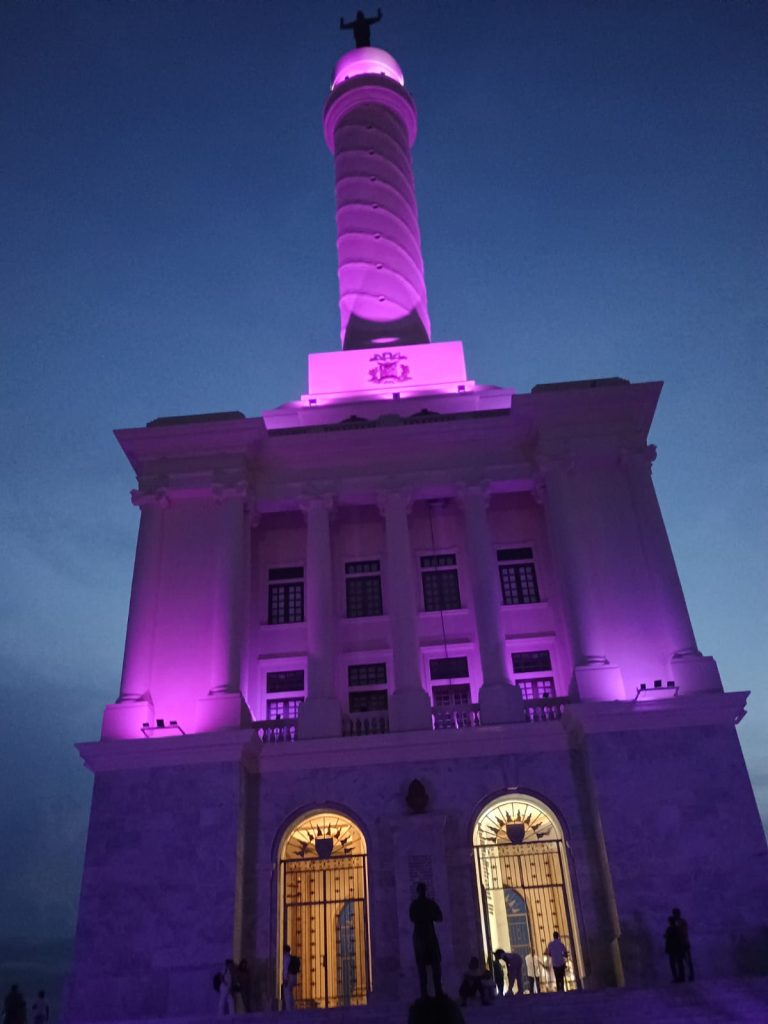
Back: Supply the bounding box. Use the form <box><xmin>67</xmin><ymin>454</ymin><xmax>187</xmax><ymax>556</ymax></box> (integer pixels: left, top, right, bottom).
<box><xmin>524</xmin><ymin>951</ymin><xmax>544</xmax><ymax>993</ymax></box>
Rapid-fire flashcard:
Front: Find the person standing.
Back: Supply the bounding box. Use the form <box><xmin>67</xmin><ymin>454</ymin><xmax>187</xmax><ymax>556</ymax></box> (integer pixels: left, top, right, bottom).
<box><xmin>524</xmin><ymin>951</ymin><xmax>544</xmax><ymax>993</ymax></box>
<box><xmin>409</xmin><ymin>882</ymin><xmax>444</xmax><ymax>998</ymax></box>
<box><xmin>4</xmin><ymin>985</ymin><xmax>26</xmax><ymax>1024</ymax></box>
<box><xmin>664</xmin><ymin>915</ymin><xmax>685</xmax><ymax>982</ymax></box>
<box><xmin>30</xmin><ymin>991</ymin><xmax>49</xmax><ymax>1024</ymax></box>
<box><xmin>671</xmin><ymin>908</ymin><xmax>694</xmax><ymax>981</ymax></box>
<box><xmin>282</xmin><ymin>945</ymin><xmax>299</xmax><ymax>1011</ymax></box>
<box><xmin>493</xmin><ymin>949</ymin><xmax>523</xmax><ymax>996</ymax></box>
<box><xmin>546</xmin><ymin>931</ymin><xmax>568</xmax><ymax>992</ymax></box>
<box><xmin>217</xmin><ymin>959</ymin><xmax>236</xmax><ymax>1015</ymax></box>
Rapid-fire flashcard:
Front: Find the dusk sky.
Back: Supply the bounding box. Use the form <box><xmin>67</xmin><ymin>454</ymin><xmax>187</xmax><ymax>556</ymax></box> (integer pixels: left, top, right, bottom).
<box><xmin>1</xmin><ymin>0</ymin><xmax>766</xmax><ymax>976</ymax></box>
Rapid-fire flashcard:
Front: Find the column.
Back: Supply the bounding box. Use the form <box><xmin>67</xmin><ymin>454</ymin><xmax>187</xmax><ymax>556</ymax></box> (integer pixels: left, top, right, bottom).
<box><xmin>380</xmin><ymin>490</ymin><xmax>432</xmax><ymax>731</ymax></box>
<box><xmin>623</xmin><ymin>448</ymin><xmax>722</xmax><ymax>693</ymax></box>
<box><xmin>297</xmin><ymin>495</ymin><xmax>342</xmax><ymax>738</ymax></box>
<box><xmin>537</xmin><ymin>460</ymin><xmax>627</xmax><ymax>701</ymax></box>
<box><xmin>101</xmin><ymin>489</ymin><xmax>165</xmax><ymax>738</ymax></box>
<box><xmin>461</xmin><ymin>485</ymin><xmax>524</xmax><ymax>724</ymax></box>
<box><xmin>194</xmin><ymin>483</ymin><xmax>252</xmax><ymax>732</ymax></box>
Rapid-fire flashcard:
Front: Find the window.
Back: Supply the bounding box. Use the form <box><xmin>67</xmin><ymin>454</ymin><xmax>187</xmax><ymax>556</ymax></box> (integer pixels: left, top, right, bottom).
<box><xmin>431</xmin><ymin>682</ymin><xmax>472</xmax><ymax>729</ymax></box>
<box><xmin>512</xmin><ymin>650</ymin><xmax>554</xmax><ymax>701</ymax></box>
<box><xmin>431</xmin><ymin>683</ymin><xmax>470</xmax><ymax>706</ymax></box>
<box><xmin>347</xmin><ymin>663</ymin><xmax>388</xmax><ymax>713</ymax></box>
<box><xmin>498</xmin><ymin>547</ymin><xmax>540</xmax><ymax>605</ymax></box>
<box><xmin>421</xmin><ymin>554</ymin><xmax>461</xmax><ymax>611</ymax></box>
<box><xmin>345</xmin><ymin>560</ymin><xmax>383</xmax><ymax>618</ymax></box>
<box><xmin>268</xmin><ymin>567</ymin><xmax>304</xmax><ymax>624</ymax></box>
<box><xmin>266</xmin><ymin>670</ymin><xmax>305</xmax><ymax>693</ymax></box>
<box><xmin>267</xmin><ymin>697</ymin><xmax>304</xmax><ymax>720</ymax></box>
<box><xmin>429</xmin><ymin>656</ymin><xmax>469</xmax><ymax>681</ymax></box>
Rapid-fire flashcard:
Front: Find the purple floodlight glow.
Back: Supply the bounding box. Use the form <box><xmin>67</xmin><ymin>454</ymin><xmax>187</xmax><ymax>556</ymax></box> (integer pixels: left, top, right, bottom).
<box><xmin>331</xmin><ymin>47</ymin><xmax>405</xmax><ymax>90</ymax></box>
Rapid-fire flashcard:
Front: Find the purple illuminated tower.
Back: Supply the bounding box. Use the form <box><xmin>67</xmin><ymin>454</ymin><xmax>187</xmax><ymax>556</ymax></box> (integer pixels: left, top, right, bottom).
<box><xmin>65</xmin><ymin>37</ymin><xmax>768</xmax><ymax>1024</ymax></box>
<box><xmin>325</xmin><ymin>48</ymin><xmax>430</xmax><ymax>348</ymax></box>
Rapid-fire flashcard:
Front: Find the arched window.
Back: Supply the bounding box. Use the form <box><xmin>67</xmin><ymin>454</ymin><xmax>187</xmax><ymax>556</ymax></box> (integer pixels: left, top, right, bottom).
<box><xmin>277</xmin><ymin>811</ymin><xmax>371</xmax><ymax>1008</ymax></box>
<box><xmin>473</xmin><ymin>795</ymin><xmax>582</xmax><ymax>992</ymax></box>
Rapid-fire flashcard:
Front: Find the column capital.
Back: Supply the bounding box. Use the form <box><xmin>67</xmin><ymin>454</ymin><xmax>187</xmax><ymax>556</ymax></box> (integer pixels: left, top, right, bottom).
<box><xmin>619</xmin><ymin>444</ymin><xmax>657</xmax><ymax>473</ymax></box>
<box><xmin>457</xmin><ymin>481</ymin><xmax>492</xmax><ymax>509</ymax></box>
<box><xmin>299</xmin><ymin>491</ymin><xmax>335</xmax><ymax>517</ymax></box>
<box><xmin>131</xmin><ymin>487</ymin><xmax>170</xmax><ymax>509</ymax></box>
<box><xmin>211</xmin><ymin>480</ymin><xmax>248</xmax><ymax>504</ymax></box>
<box><xmin>376</xmin><ymin>487</ymin><xmax>413</xmax><ymax>518</ymax></box>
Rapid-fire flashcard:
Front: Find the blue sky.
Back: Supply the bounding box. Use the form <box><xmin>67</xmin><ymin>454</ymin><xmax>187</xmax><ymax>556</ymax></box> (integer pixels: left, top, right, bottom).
<box><xmin>1</xmin><ymin>0</ymin><xmax>766</xmax><ymax>956</ymax></box>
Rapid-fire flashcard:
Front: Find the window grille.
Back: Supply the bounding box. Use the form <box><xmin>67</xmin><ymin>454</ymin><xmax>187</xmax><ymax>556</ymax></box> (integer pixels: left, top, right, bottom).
<box><xmin>420</xmin><ymin>553</ymin><xmax>461</xmax><ymax>611</ymax></box>
<box><xmin>267</xmin><ymin>697</ymin><xmax>304</xmax><ymax>720</ymax></box>
<box><xmin>348</xmin><ymin>663</ymin><xmax>387</xmax><ymax>688</ymax></box>
<box><xmin>347</xmin><ymin>663</ymin><xmax>388</xmax><ymax>714</ymax></box>
<box><xmin>497</xmin><ymin>547</ymin><xmax>540</xmax><ymax>605</ymax></box>
<box><xmin>349</xmin><ymin>690</ymin><xmax>389</xmax><ymax>713</ymax></box>
<box><xmin>345</xmin><ymin>560</ymin><xmax>383</xmax><ymax>618</ymax></box>
<box><xmin>431</xmin><ymin>683</ymin><xmax>471</xmax><ymax>706</ymax></box>
<box><xmin>266</xmin><ymin>670</ymin><xmax>306</xmax><ymax>693</ymax></box>
<box><xmin>429</xmin><ymin>656</ymin><xmax>469</xmax><ymax>680</ymax></box>
<box><xmin>511</xmin><ymin>649</ymin><xmax>555</xmax><ymax>701</ymax></box>
<box><xmin>268</xmin><ymin>567</ymin><xmax>304</xmax><ymax>623</ymax></box>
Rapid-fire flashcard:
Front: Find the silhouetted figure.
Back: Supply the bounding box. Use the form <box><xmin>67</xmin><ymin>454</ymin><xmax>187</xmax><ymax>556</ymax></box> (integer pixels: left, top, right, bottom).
<box><xmin>491</xmin><ymin>953</ymin><xmax>504</xmax><ymax>997</ymax></box>
<box><xmin>546</xmin><ymin>931</ymin><xmax>569</xmax><ymax>991</ymax></box>
<box><xmin>4</xmin><ymin>985</ymin><xmax>26</xmax><ymax>1024</ymax></box>
<box><xmin>236</xmin><ymin>960</ymin><xmax>251</xmax><ymax>1013</ymax></box>
<box><xmin>30</xmin><ymin>991</ymin><xmax>49</xmax><ymax>1024</ymax></box>
<box><xmin>340</xmin><ymin>8</ymin><xmax>382</xmax><ymax>48</ymax></box>
<box><xmin>409</xmin><ymin>881</ymin><xmax>443</xmax><ymax>998</ymax></box>
<box><xmin>665</xmin><ymin>915</ymin><xmax>685</xmax><ymax>982</ymax></box>
<box><xmin>494</xmin><ymin>949</ymin><xmax>523</xmax><ymax>996</ymax></box>
<box><xmin>458</xmin><ymin>957</ymin><xmax>491</xmax><ymax>1007</ymax></box>
<box><xmin>672</xmin><ymin>907</ymin><xmax>695</xmax><ymax>981</ymax></box>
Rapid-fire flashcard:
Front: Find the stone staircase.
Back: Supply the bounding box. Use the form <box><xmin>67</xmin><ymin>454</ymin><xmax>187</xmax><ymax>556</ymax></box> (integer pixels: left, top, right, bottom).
<box><xmin>80</xmin><ymin>981</ymin><xmax>768</xmax><ymax>1024</ymax></box>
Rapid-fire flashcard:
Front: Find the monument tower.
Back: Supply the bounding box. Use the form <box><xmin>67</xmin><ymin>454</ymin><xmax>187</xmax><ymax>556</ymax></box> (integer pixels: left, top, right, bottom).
<box><xmin>66</xmin><ymin>26</ymin><xmax>767</xmax><ymax>1022</ymax></box>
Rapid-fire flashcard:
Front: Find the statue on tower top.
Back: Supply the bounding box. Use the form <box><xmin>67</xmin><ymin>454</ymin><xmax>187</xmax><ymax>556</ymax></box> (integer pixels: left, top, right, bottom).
<box><xmin>340</xmin><ymin>8</ymin><xmax>382</xmax><ymax>48</ymax></box>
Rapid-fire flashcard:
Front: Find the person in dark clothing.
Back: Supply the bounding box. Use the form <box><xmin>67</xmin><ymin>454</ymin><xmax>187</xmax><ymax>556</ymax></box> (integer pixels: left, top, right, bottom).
<box><xmin>4</xmin><ymin>985</ymin><xmax>26</xmax><ymax>1024</ymax></box>
<box><xmin>664</xmin><ymin>915</ymin><xmax>685</xmax><ymax>982</ymax></box>
<box><xmin>491</xmin><ymin>952</ymin><xmax>504</xmax><ymax>997</ymax></box>
<box><xmin>458</xmin><ymin>957</ymin><xmax>490</xmax><ymax>1006</ymax></box>
<box><xmin>671</xmin><ymin>908</ymin><xmax>695</xmax><ymax>981</ymax></box>
<box><xmin>494</xmin><ymin>949</ymin><xmax>524</xmax><ymax>996</ymax></box>
<box><xmin>409</xmin><ymin>881</ymin><xmax>444</xmax><ymax>998</ymax></box>
<box><xmin>339</xmin><ymin>8</ymin><xmax>382</xmax><ymax>48</ymax></box>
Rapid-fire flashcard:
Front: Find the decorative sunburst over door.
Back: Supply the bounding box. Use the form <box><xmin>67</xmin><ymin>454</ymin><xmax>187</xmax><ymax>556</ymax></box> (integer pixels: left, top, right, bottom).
<box><xmin>278</xmin><ymin>812</ymin><xmax>371</xmax><ymax>1008</ymax></box>
<box><xmin>473</xmin><ymin>796</ymin><xmax>582</xmax><ymax>992</ymax></box>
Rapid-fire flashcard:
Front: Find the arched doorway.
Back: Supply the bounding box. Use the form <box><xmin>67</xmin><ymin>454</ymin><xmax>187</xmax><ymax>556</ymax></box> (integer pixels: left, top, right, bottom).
<box><xmin>473</xmin><ymin>795</ymin><xmax>582</xmax><ymax>992</ymax></box>
<box><xmin>278</xmin><ymin>810</ymin><xmax>371</xmax><ymax>1008</ymax></box>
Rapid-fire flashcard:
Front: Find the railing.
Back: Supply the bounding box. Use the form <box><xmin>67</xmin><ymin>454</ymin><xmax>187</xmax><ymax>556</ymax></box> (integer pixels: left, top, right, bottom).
<box><xmin>432</xmin><ymin>704</ymin><xmax>482</xmax><ymax>730</ymax></box>
<box><xmin>254</xmin><ymin>719</ymin><xmax>298</xmax><ymax>743</ymax></box>
<box><xmin>254</xmin><ymin>697</ymin><xmax>572</xmax><ymax>743</ymax></box>
<box><xmin>342</xmin><ymin>710</ymin><xmax>390</xmax><ymax>737</ymax></box>
<box><xmin>523</xmin><ymin>697</ymin><xmax>570</xmax><ymax>722</ymax></box>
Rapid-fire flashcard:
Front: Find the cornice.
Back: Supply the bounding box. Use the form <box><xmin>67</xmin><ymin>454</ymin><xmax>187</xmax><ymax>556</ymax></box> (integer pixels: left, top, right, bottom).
<box><xmin>77</xmin><ymin>729</ymin><xmax>260</xmax><ymax>774</ymax></box>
